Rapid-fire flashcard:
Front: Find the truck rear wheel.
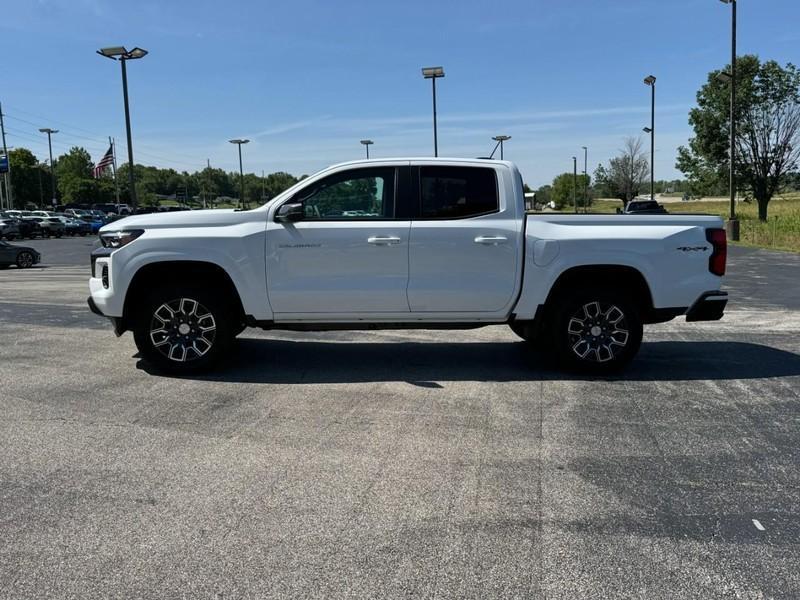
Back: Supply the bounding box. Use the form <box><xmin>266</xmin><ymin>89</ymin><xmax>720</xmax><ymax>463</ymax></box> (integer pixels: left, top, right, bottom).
<box><xmin>133</xmin><ymin>285</ymin><xmax>235</xmax><ymax>374</ymax></box>
<box><xmin>550</xmin><ymin>288</ymin><xmax>642</xmax><ymax>374</ymax></box>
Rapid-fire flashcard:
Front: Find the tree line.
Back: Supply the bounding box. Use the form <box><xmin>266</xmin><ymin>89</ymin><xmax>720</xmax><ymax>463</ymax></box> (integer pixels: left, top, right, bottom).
<box><xmin>533</xmin><ymin>55</ymin><xmax>800</xmax><ymax>220</ymax></box>
<box><xmin>3</xmin><ymin>146</ymin><xmax>304</xmax><ymax>209</ymax></box>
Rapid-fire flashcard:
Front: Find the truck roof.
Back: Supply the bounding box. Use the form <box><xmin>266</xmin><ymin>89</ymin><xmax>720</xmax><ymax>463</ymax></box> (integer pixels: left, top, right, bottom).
<box><xmin>327</xmin><ymin>157</ymin><xmax>517</xmax><ymax>169</ymax></box>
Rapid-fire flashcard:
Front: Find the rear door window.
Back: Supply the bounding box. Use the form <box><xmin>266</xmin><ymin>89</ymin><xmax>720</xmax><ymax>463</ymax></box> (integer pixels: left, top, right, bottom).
<box><xmin>419</xmin><ymin>166</ymin><xmax>498</xmax><ymax>219</ymax></box>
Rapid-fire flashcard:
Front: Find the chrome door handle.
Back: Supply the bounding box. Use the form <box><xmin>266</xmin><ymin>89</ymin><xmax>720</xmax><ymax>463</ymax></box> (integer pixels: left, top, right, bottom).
<box><xmin>474</xmin><ymin>235</ymin><xmax>508</xmax><ymax>245</ymax></box>
<box><xmin>368</xmin><ymin>236</ymin><xmax>402</xmax><ymax>245</ymax></box>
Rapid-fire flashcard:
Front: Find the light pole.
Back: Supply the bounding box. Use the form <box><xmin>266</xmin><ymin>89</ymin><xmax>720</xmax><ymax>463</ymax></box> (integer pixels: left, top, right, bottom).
<box><xmin>491</xmin><ymin>135</ymin><xmax>511</xmax><ymax>160</ymax></box>
<box><xmin>720</xmin><ymin>0</ymin><xmax>739</xmax><ymax>240</ymax></box>
<box><xmin>421</xmin><ymin>66</ymin><xmax>445</xmax><ymax>157</ymax></box>
<box><xmin>97</xmin><ymin>46</ymin><xmax>148</xmax><ymax>209</ymax></box>
<box><xmin>229</xmin><ymin>139</ymin><xmax>249</xmax><ymax>210</ymax></box>
<box><xmin>643</xmin><ymin>75</ymin><xmax>656</xmax><ymax>202</ymax></box>
<box><xmin>572</xmin><ymin>156</ymin><xmax>578</xmax><ymax>214</ymax></box>
<box><xmin>38</xmin><ymin>161</ymin><xmax>46</xmax><ymax>209</ymax></box>
<box><xmin>38</xmin><ymin>128</ymin><xmax>58</xmax><ymax>206</ymax></box>
<box><xmin>360</xmin><ymin>139</ymin><xmax>374</xmax><ymax>159</ymax></box>
<box><xmin>0</xmin><ymin>102</ymin><xmax>13</xmax><ymax>209</ymax></box>
<box><xmin>581</xmin><ymin>146</ymin><xmax>588</xmax><ymax>213</ymax></box>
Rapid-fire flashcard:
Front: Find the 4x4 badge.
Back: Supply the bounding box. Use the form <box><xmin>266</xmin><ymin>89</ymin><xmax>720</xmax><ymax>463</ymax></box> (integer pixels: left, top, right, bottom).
<box><xmin>676</xmin><ymin>246</ymin><xmax>709</xmax><ymax>252</ymax></box>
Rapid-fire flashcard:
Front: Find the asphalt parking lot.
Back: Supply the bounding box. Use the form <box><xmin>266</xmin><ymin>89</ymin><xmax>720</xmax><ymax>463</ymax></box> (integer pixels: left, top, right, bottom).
<box><xmin>1</xmin><ymin>237</ymin><xmax>799</xmax><ymax>599</ymax></box>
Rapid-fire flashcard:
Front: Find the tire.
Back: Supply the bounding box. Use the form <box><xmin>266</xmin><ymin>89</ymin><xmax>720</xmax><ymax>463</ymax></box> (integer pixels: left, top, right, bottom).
<box><xmin>16</xmin><ymin>251</ymin><xmax>35</xmax><ymax>269</ymax></box>
<box><xmin>550</xmin><ymin>287</ymin><xmax>643</xmax><ymax>375</ymax></box>
<box><xmin>133</xmin><ymin>285</ymin><xmax>235</xmax><ymax>374</ymax></box>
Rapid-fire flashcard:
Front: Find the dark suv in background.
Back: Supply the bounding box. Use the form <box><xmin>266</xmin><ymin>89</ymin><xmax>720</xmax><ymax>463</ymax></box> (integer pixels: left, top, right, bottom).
<box><xmin>621</xmin><ymin>200</ymin><xmax>668</xmax><ymax>215</ymax></box>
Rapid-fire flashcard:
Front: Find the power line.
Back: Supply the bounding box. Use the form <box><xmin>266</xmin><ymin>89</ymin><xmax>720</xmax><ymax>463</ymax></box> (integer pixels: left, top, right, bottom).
<box><xmin>4</xmin><ymin>104</ymin><xmax>211</xmax><ymax>167</ymax></box>
<box><xmin>5</xmin><ymin>125</ymin><xmax>203</xmax><ymax>170</ymax></box>
<box><xmin>5</xmin><ymin>126</ymin><xmax>107</xmax><ymax>155</ymax></box>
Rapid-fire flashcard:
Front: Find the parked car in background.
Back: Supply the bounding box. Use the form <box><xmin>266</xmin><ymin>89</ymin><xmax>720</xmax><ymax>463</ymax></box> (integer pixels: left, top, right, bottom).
<box><xmin>0</xmin><ymin>219</ymin><xmax>21</xmax><ymax>240</ymax></box>
<box><xmin>65</xmin><ymin>208</ymin><xmax>90</xmax><ymax>219</ymax></box>
<box><xmin>0</xmin><ymin>215</ymin><xmax>42</xmax><ymax>239</ymax></box>
<box><xmin>0</xmin><ymin>241</ymin><xmax>40</xmax><ymax>268</ymax></box>
<box><xmin>91</xmin><ymin>203</ymin><xmax>130</xmax><ymax>216</ymax></box>
<box><xmin>80</xmin><ymin>215</ymin><xmax>105</xmax><ymax>234</ymax></box>
<box><xmin>29</xmin><ymin>217</ymin><xmax>65</xmax><ymax>237</ymax></box>
<box><xmin>55</xmin><ymin>215</ymin><xmax>91</xmax><ymax>236</ymax></box>
<box><xmin>622</xmin><ymin>200</ymin><xmax>668</xmax><ymax>215</ymax></box>
<box><xmin>17</xmin><ymin>218</ymin><xmax>42</xmax><ymax>239</ymax></box>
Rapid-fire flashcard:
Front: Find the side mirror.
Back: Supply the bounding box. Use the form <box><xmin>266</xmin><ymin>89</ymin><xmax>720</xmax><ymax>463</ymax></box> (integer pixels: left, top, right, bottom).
<box><xmin>275</xmin><ymin>202</ymin><xmax>304</xmax><ymax>223</ymax></box>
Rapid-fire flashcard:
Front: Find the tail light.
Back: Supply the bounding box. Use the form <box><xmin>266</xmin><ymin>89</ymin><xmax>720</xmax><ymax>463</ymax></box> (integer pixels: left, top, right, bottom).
<box><xmin>706</xmin><ymin>228</ymin><xmax>727</xmax><ymax>276</ymax></box>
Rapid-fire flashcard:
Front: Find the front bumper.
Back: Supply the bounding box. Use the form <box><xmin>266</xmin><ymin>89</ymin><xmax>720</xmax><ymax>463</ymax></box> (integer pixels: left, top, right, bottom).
<box><xmin>87</xmin><ymin>296</ymin><xmax>126</xmax><ymax>336</ymax></box>
<box><xmin>686</xmin><ymin>291</ymin><xmax>728</xmax><ymax>322</ymax></box>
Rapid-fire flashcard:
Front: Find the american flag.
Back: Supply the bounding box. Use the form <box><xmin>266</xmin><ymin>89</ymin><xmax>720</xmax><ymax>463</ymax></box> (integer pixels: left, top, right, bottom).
<box><xmin>93</xmin><ymin>145</ymin><xmax>114</xmax><ymax>178</ymax></box>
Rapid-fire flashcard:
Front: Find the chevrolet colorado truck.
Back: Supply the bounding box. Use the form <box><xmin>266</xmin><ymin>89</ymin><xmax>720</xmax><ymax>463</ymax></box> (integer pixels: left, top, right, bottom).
<box><xmin>88</xmin><ymin>158</ymin><xmax>728</xmax><ymax>374</ymax></box>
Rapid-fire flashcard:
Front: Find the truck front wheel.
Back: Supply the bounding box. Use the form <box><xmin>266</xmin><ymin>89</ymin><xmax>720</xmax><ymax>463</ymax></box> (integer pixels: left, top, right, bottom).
<box><xmin>551</xmin><ymin>288</ymin><xmax>643</xmax><ymax>374</ymax></box>
<box><xmin>133</xmin><ymin>285</ymin><xmax>235</xmax><ymax>374</ymax></box>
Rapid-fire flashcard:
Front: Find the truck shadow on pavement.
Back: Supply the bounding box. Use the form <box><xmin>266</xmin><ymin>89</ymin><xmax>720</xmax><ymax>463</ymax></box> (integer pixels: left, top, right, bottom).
<box><xmin>139</xmin><ymin>339</ymin><xmax>800</xmax><ymax>383</ymax></box>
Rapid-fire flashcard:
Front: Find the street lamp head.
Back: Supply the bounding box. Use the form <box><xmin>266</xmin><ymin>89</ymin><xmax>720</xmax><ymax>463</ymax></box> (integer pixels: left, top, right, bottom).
<box><xmin>492</xmin><ymin>135</ymin><xmax>511</xmax><ymax>142</ymax></box>
<box><xmin>644</xmin><ymin>75</ymin><xmax>657</xmax><ymax>86</ymax></box>
<box><xmin>719</xmin><ymin>0</ymin><xmax>734</xmax><ymax>4</ymax></box>
<box><xmin>229</xmin><ymin>139</ymin><xmax>250</xmax><ymax>145</ymax></box>
<box><xmin>360</xmin><ymin>139</ymin><xmax>374</xmax><ymax>145</ymax></box>
<box><xmin>581</xmin><ymin>146</ymin><xmax>587</xmax><ymax>151</ymax></box>
<box><xmin>717</xmin><ymin>71</ymin><xmax>733</xmax><ymax>83</ymax></box>
<box><xmin>421</xmin><ymin>66</ymin><xmax>445</xmax><ymax>79</ymax></box>
<box><xmin>643</xmin><ymin>127</ymin><xmax>653</xmax><ymax>133</ymax></box>
<box><xmin>38</xmin><ymin>128</ymin><xmax>58</xmax><ymax>134</ymax></box>
<box><xmin>97</xmin><ymin>46</ymin><xmax>149</xmax><ymax>60</ymax></box>
<box><xmin>98</xmin><ymin>46</ymin><xmax>127</xmax><ymax>58</ymax></box>
<box><xmin>127</xmin><ymin>47</ymin><xmax>148</xmax><ymax>59</ymax></box>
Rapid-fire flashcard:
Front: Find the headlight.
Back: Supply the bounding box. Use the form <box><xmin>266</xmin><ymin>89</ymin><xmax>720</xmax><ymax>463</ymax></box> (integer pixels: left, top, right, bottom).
<box><xmin>99</xmin><ymin>229</ymin><xmax>144</xmax><ymax>249</ymax></box>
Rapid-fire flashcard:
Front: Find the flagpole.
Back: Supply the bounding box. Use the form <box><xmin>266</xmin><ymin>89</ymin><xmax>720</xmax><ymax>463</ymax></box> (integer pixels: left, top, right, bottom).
<box><xmin>109</xmin><ymin>136</ymin><xmax>120</xmax><ymax>206</ymax></box>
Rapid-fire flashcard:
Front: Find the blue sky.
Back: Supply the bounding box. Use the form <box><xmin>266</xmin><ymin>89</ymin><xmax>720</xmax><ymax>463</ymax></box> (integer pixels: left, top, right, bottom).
<box><xmin>1</xmin><ymin>0</ymin><xmax>798</xmax><ymax>186</ymax></box>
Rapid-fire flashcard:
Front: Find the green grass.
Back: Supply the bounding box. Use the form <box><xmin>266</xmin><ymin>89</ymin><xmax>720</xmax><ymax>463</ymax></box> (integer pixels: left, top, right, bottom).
<box><xmin>586</xmin><ymin>193</ymin><xmax>800</xmax><ymax>253</ymax></box>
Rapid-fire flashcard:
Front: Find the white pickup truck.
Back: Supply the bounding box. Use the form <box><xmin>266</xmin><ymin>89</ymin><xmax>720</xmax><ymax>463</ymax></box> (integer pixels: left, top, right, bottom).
<box><xmin>88</xmin><ymin>158</ymin><xmax>728</xmax><ymax>374</ymax></box>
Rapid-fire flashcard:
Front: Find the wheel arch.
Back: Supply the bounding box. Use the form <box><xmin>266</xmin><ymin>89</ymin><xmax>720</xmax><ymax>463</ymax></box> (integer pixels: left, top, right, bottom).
<box><xmin>121</xmin><ymin>260</ymin><xmax>246</xmax><ymax>331</ymax></box>
<box><xmin>544</xmin><ymin>264</ymin><xmax>655</xmax><ymax>318</ymax></box>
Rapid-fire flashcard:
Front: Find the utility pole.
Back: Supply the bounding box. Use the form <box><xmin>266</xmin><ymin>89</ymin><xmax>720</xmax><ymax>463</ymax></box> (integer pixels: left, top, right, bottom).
<box><xmin>0</xmin><ymin>102</ymin><xmax>13</xmax><ymax>209</ymax></box>
<box><xmin>39</xmin><ymin>128</ymin><xmax>58</xmax><ymax>207</ymax></box>
<box><xmin>38</xmin><ymin>163</ymin><xmax>44</xmax><ymax>209</ymax></box>
<box><xmin>582</xmin><ymin>146</ymin><xmax>588</xmax><ymax>213</ymax></box>
<box><xmin>643</xmin><ymin>75</ymin><xmax>656</xmax><ymax>202</ymax></box>
<box><xmin>229</xmin><ymin>139</ymin><xmax>249</xmax><ymax>210</ymax></box>
<box><xmin>720</xmin><ymin>0</ymin><xmax>739</xmax><ymax>240</ymax></box>
<box><xmin>572</xmin><ymin>156</ymin><xmax>578</xmax><ymax>214</ymax></box>
<box><xmin>421</xmin><ymin>67</ymin><xmax>445</xmax><ymax>157</ymax></box>
<box><xmin>97</xmin><ymin>46</ymin><xmax>148</xmax><ymax>208</ymax></box>
<box><xmin>204</xmin><ymin>158</ymin><xmax>210</xmax><ymax>209</ymax></box>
